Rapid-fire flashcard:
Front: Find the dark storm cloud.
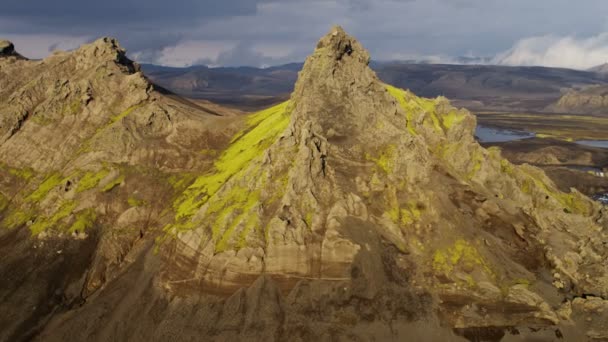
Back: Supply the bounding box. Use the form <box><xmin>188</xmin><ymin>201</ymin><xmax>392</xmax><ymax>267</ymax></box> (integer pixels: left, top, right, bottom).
<box><xmin>0</xmin><ymin>0</ymin><xmax>259</xmax><ymax>31</ymax></box>
<box><xmin>3</xmin><ymin>0</ymin><xmax>608</xmax><ymax>68</ymax></box>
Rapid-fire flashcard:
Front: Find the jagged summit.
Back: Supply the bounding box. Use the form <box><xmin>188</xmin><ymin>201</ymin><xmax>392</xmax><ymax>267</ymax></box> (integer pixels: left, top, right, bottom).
<box><xmin>71</xmin><ymin>37</ymin><xmax>140</xmax><ymax>73</ymax></box>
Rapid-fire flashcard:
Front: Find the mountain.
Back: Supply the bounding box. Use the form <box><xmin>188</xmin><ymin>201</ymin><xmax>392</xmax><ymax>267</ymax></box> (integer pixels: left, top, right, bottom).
<box><xmin>550</xmin><ymin>85</ymin><xmax>608</xmax><ymax>115</ymax></box>
<box><xmin>140</xmin><ymin>63</ymin><xmax>301</xmax><ymax>109</ymax></box>
<box><xmin>589</xmin><ymin>63</ymin><xmax>608</xmax><ymax>74</ymax></box>
<box><xmin>2</xmin><ymin>27</ymin><xmax>608</xmax><ymax>341</ymax></box>
<box><xmin>142</xmin><ymin>60</ymin><xmax>608</xmax><ymax>112</ymax></box>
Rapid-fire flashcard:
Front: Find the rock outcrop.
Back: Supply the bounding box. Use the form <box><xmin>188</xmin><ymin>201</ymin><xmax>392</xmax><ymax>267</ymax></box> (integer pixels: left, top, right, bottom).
<box><xmin>0</xmin><ymin>40</ymin><xmax>23</xmax><ymax>59</ymax></box>
<box><xmin>1</xmin><ymin>27</ymin><xmax>608</xmax><ymax>341</ymax></box>
<box><xmin>549</xmin><ymin>85</ymin><xmax>608</xmax><ymax>115</ymax></box>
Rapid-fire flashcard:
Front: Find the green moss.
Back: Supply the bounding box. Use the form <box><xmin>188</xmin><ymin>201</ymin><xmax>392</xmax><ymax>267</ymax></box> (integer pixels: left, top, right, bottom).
<box><xmin>31</xmin><ymin>114</ymin><xmax>53</xmax><ymax>126</ymax></box>
<box><xmin>388</xmin><ymin>200</ymin><xmax>422</xmax><ymax>226</ymax></box>
<box><xmin>366</xmin><ymin>145</ymin><xmax>397</xmax><ymax>174</ymax></box>
<box><xmin>30</xmin><ymin>200</ymin><xmax>77</xmax><ymax>235</ymax></box>
<box><xmin>102</xmin><ymin>174</ymin><xmax>124</xmax><ymax>192</ymax></box>
<box><xmin>68</xmin><ymin>209</ymin><xmax>97</xmax><ymax>233</ymax></box>
<box><xmin>27</xmin><ymin>173</ymin><xmax>64</xmax><ymax>203</ymax></box>
<box><xmin>110</xmin><ymin>105</ymin><xmax>140</xmax><ymax>123</ymax></box>
<box><xmin>8</xmin><ymin>167</ymin><xmax>35</xmax><ymax>181</ymax></box>
<box><xmin>432</xmin><ymin>239</ymin><xmax>493</xmax><ymax>278</ymax></box>
<box><xmin>521</xmin><ymin>169</ymin><xmax>592</xmax><ymax>215</ymax></box>
<box><xmin>386</xmin><ymin>83</ymin><xmax>469</xmax><ymax>136</ymax></box>
<box><xmin>500</xmin><ymin>159</ymin><xmax>514</xmax><ymax>175</ymax></box>
<box><xmin>304</xmin><ymin>211</ymin><xmax>314</xmax><ymax>227</ymax></box>
<box><xmin>4</xmin><ymin>211</ymin><xmax>30</xmax><ymax>228</ymax></box>
<box><xmin>69</xmin><ymin>100</ymin><xmax>82</xmax><ymax>115</ymax></box>
<box><xmin>199</xmin><ymin>149</ymin><xmax>219</xmax><ymax>157</ymax></box>
<box><xmin>77</xmin><ymin>169</ymin><xmax>110</xmax><ymax>192</ymax></box>
<box><xmin>167</xmin><ymin>173</ymin><xmax>197</xmax><ymax>192</ymax></box>
<box><xmin>386</xmin><ymin>84</ymin><xmax>417</xmax><ymax>135</ymax></box>
<box><xmin>442</xmin><ymin>110</ymin><xmax>466</xmax><ymax>129</ymax></box>
<box><xmin>128</xmin><ymin>196</ymin><xmax>145</xmax><ymax>207</ymax></box>
<box><xmin>0</xmin><ymin>193</ymin><xmax>8</xmax><ymax>212</ymax></box>
<box><xmin>3</xmin><ymin>209</ymin><xmax>34</xmax><ymax>229</ymax></box>
<box><xmin>172</xmin><ymin>101</ymin><xmax>292</xmax><ymax>225</ymax></box>
<box><xmin>467</xmin><ymin>149</ymin><xmax>484</xmax><ymax>180</ymax></box>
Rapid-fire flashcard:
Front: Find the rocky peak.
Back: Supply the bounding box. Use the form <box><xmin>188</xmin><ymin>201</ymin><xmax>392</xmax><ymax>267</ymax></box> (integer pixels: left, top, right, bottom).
<box><xmin>291</xmin><ymin>26</ymin><xmax>396</xmax><ymax>143</ymax></box>
<box><xmin>0</xmin><ymin>39</ymin><xmax>24</xmax><ymax>59</ymax></box>
<box><xmin>73</xmin><ymin>37</ymin><xmax>140</xmax><ymax>73</ymax></box>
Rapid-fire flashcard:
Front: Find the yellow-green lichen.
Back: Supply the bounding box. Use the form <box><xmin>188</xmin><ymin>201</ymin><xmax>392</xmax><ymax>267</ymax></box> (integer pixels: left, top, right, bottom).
<box><xmin>27</xmin><ymin>173</ymin><xmax>64</xmax><ymax>203</ymax></box>
<box><xmin>77</xmin><ymin>169</ymin><xmax>110</xmax><ymax>192</ymax></box>
<box><xmin>8</xmin><ymin>167</ymin><xmax>35</xmax><ymax>181</ymax></box>
<box><xmin>432</xmin><ymin>239</ymin><xmax>494</xmax><ymax>278</ymax></box>
<box><xmin>467</xmin><ymin>149</ymin><xmax>484</xmax><ymax>180</ymax></box>
<box><xmin>0</xmin><ymin>193</ymin><xmax>8</xmax><ymax>212</ymax></box>
<box><xmin>2</xmin><ymin>209</ymin><xmax>34</xmax><ymax>229</ymax></box>
<box><xmin>68</xmin><ymin>209</ymin><xmax>97</xmax><ymax>233</ymax></box>
<box><xmin>102</xmin><ymin>174</ymin><xmax>125</xmax><ymax>192</ymax></box>
<box><xmin>385</xmin><ymin>84</ymin><xmax>418</xmax><ymax>135</ymax></box>
<box><xmin>29</xmin><ymin>200</ymin><xmax>77</xmax><ymax>235</ymax></box>
<box><xmin>366</xmin><ymin>145</ymin><xmax>397</xmax><ymax>174</ymax></box>
<box><xmin>172</xmin><ymin>101</ymin><xmax>292</xmax><ymax>226</ymax></box>
<box><xmin>128</xmin><ymin>196</ymin><xmax>145</xmax><ymax>207</ymax></box>
<box><xmin>520</xmin><ymin>168</ymin><xmax>591</xmax><ymax>215</ymax></box>
<box><xmin>386</xmin><ymin>83</ymin><xmax>467</xmax><ymax>135</ymax></box>
<box><xmin>68</xmin><ymin>100</ymin><xmax>82</xmax><ymax>115</ymax></box>
<box><xmin>110</xmin><ymin>105</ymin><xmax>140</xmax><ymax>123</ymax></box>
<box><xmin>442</xmin><ymin>109</ymin><xmax>467</xmax><ymax>130</ymax></box>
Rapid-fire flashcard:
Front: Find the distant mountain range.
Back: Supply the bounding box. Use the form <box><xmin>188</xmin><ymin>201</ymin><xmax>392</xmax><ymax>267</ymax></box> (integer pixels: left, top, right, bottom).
<box><xmin>142</xmin><ymin>62</ymin><xmax>608</xmax><ymax>112</ymax></box>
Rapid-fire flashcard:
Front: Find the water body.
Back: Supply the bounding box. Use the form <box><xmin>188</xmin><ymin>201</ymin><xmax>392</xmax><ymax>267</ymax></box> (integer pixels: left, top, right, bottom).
<box><xmin>575</xmin><ymin>140</ymin><xmax>608</xmax><ymax>149</ymax></box>
<box><xmin>476</xmin><ymin>125</ymin><xmax>608</xmax><ymax>149</ymax></box>
<box><xmin>563</xmin><ymin>165</ymin><xmax>604</xmax><ymax>173</ymax></box>
<box><xmin>593</xmin><ymin>193</ymin><xmax>608</xmax><ymax>205</ymax></box>
<box><xmin>475</xmin><ymin>125</ymin><xmax>535</xmax><ymax>143</ymax></box>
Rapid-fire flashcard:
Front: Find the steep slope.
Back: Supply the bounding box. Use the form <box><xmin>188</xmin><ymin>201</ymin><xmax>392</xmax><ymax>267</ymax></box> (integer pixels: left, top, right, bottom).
<box><xmin>1</xmin><ymin>28</ymin><xmax>608</xmax><ymax>342</ymax></box>
<box><xmin>0</xmin><ymin>38</ymin><xmax>244</xmax><ymax>341</ymax></box>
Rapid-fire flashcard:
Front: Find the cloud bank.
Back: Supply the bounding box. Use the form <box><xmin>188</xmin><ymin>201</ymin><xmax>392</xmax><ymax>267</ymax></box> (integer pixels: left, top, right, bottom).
<box><xmin>494</xmin><ymin>34</ymin><xmax>608</xmax><ymax>70</ymax></box>
<box><xmin>2</xmin><ymin>0</ymin><xmax>608</xmax><ymax>69</ymax></box>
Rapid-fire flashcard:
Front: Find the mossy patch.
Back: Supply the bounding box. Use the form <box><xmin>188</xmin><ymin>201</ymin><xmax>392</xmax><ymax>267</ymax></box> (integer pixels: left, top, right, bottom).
<box><xmin>432</xmin><ymin>239</ymin><xmax>494</xmax><ymax>279</ymax></box>
<box><xmin>27</xmin><ymin>173</ymin><xmax>64</xmax><ymax>203</ymax></box>
<box><xmin>8</xmin><ymin>167</ymin><xmax>35</xmax><ymax>181</ymax></box>
<box><xmin>102</xmin><ymin>174</ymin><xmax>125</xmax><ymax>192</ymax></box>
<box><xmin>386</xmin><ymin>83</ymin><xmax>467</xmax><ymax>135</ymax></box>
<box><xmin>77</xmin><ymin>168</ymin><xmax>110</xmax><ymax>192</ymax></box>
<box><xmin>128</xmin><ymin>196</ymin><xmax>146</xmax><ymax>207</ymax></box>
<box><xmin>110</xmin><ymin>105</ymin><xmax>140</xmax><ymax>123</ymax></box>
<box><xmin>366</xmin><ymin>144</ymin><xmax>396</xmax><ymax>173</ymax></box>
<box><xmin>522</xmin><ymin>170</ymin><xmax>592</xmax><ymax>215</ymax></box>
<box><xmin>0</xmin><ymin>193</ymin><xmax>8</xmax><ymax>212</ymax></box>
<box><xmin>29</xmin><ymin>200</ymin><xmax>77</xmax><ymax>235</ymax></box>
<box><xmin>2</xmin><ymin>209</ymin><xmax>34</xmax><ymax>229</ymax></box>
<box><xmin>171</xmin><ymin>101</ymin><xmax>292</xmax><ymax>227</ymax></box>
<box><xmin>68</xmin><ymin>209</ymin><xmax>97</xmax><ymax>233</ymax></box>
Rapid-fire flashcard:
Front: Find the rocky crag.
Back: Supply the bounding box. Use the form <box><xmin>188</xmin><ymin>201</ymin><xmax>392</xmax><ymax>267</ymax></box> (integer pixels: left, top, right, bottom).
<box><xmin>1</xmin><ymin>28</ymin><xmax>608</xmax><ymax>341</ymax></box>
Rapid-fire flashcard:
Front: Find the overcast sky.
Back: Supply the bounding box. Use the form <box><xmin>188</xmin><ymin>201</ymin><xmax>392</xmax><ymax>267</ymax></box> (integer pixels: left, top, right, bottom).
<box><xmin>2</xmin><ymin>0</ymin><xmax>608</xmax><ymax>69</ymax></box>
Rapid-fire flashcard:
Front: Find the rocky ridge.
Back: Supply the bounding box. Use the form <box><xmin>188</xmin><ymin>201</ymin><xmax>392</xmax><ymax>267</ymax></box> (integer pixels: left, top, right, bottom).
<box><xmin>0</xmin><ymin>28</ymin><xmax>607</xmax><ymax>341</ymax></box>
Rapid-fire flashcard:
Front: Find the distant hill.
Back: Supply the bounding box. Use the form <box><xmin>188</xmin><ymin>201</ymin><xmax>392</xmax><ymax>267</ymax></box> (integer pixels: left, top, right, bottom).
<box><xmin>142</xmin><ymin>62</ymin><xmax>608</xmax><ymax>111</ymax></box>
<box><xmin>550</xmin><ymin>84</ymin><xmax>608</xmax><ymax>115</ymax></box>
<box><xmin>588</xmin><ymin>63</ymin><xmax>608</xmax><ymax>74</ymax></box>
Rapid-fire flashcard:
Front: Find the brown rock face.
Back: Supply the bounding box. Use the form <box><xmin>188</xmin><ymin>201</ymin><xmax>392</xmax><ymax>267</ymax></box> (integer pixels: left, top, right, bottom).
<box><xmin>160</xmin><ymin>26</ymin><xmax>608</xmax><ymax>338</ymax></box>
<box><xmin>1</xmin><ymin>27</ymin><xmax>608</xmax><ymax>341</ymax></box>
